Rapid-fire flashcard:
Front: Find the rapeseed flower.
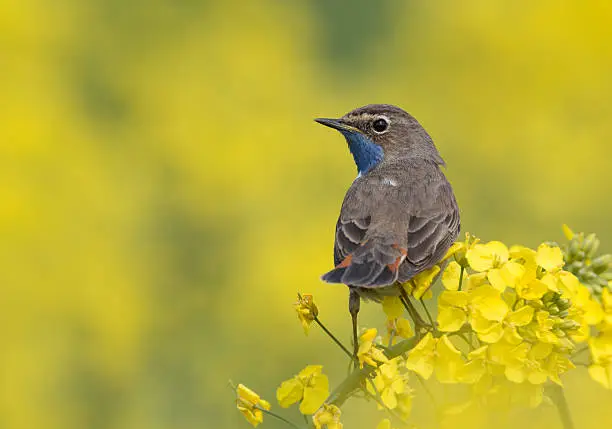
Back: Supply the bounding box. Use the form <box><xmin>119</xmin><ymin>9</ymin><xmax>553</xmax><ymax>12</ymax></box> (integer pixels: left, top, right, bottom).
<box><xmin>295</xmin><ymin>293</ymin><xmax>318</xmax><ymax>335</ymax></box>
<box><xmin>236</xmin><ymin>384</ymin><xmax>271</xmax><ymax>427</ymax></box>
<box><xmin>366</xmin><ymin>358</ymin><xmax>408</xmax><ymax>410</ymax></box>
<box><xmin>357</xmin><ymin>328</ymin><xmax>389</xmax><ymax>368</ymax></box>
<box><xmin>276</xmin><ymin>365</ymin><xmax>329</xmax><ymax>414</ymax></box>
<box><xmin>313</xmin><ymin>404</ymin><xmax>343</xmax><ymax>429</ymax></box>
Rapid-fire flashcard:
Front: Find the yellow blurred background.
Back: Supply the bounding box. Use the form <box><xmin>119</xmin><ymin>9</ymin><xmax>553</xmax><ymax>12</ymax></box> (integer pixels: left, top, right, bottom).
<box><xmin>1</xmin><ymin>1</ymin><xmax>611</xmax><ymax>428</ymax></box>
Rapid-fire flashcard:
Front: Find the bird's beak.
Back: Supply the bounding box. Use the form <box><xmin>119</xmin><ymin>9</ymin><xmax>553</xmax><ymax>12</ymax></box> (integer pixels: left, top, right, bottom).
<box><xmin>315</xmin><ymin>118</ymin><xmax>360</xmax><ymax>133</ymax></box>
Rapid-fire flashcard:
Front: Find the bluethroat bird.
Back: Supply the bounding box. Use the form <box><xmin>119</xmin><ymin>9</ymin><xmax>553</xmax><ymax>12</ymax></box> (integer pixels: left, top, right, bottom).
<box><xmin>316</xmin><ymin>104</ymin><xmax>460</xmax><ymax>358</ymax></box>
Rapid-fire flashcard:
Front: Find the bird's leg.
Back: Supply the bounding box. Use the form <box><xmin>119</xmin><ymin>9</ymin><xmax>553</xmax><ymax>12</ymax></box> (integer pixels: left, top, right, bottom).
<box><xmin>348</xmin><ymin>288</ymin><xmax>360</xmax><ymax>364</ymax></box>
<box><xmin>397</xmin><ymin>284</ymin><xmax>429</xmax><ymax>336</ymax></box>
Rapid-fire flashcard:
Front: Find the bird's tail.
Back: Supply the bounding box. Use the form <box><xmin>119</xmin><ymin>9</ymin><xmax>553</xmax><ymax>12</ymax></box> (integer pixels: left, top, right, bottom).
<box><xmin>321</xmin><ymin>241</ymin><xmax>406</xmax><ymax>287</ymax></box>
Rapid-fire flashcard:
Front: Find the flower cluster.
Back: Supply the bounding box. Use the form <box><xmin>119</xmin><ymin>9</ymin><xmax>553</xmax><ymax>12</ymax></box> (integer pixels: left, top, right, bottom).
<box><xmin>400</xmin><ymin>237</ymin><xmax>580</xmax><ymax>407</ymax></box>
<box><xmin>234</xmin><ymin>227</ymin><xmax>612</xmax><ymax>428</ymax></box>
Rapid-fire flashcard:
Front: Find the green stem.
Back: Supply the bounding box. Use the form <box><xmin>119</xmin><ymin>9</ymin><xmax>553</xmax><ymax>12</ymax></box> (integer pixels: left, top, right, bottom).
<box><xmin>259</xmin><ymin>407</ymin><xmax>307</xmax><ymax>429</ymax></box>
<box><xmin>458</xmin><ymin>266</ymin><xmax>465</xmax><ymax>291</ymax></box>
<box><xmin>398</xmin><ymin>287</ymin><xmax>429</xmax><ymax>332</ymax></box>
<box><xmin>314</xmin><ymin>317</ymin><xmax>355</xmax><ymax>362</ymax></box>
<box><xmin>546</xmin><ymin>384</ymin><xmax>574</xmax><ymax>429</ymax></box>
<box><xmin>420</xmin><ymin>299</ymin><xmax>436</xmax><ymax>328</ymax></box>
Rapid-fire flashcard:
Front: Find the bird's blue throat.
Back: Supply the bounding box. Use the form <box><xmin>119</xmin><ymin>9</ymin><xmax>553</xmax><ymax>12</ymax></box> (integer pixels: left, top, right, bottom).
<box><xmin>340</xmin><ymin>131</ymin><xmax>384</xmax><ymax>175</ymax></box>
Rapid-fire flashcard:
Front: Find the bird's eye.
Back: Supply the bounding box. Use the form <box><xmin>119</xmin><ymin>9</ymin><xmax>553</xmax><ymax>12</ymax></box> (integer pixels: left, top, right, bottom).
<box><xmin>372</xmin><ymin>117</ymin><xmax>389</xmax><ymax>133</ymax></box>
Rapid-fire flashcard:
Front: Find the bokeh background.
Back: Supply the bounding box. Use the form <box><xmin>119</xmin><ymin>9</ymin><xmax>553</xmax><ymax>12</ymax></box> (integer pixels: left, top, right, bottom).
<box><xmin>1</xmin><ymin>1</ymin><xmax>611</xmax><ymax>428</ymax></box>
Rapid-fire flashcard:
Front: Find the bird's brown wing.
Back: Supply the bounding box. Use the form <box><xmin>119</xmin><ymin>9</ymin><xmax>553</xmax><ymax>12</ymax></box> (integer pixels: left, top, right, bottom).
<box><xmin>322</xmin><ymin>171</ymin><xmax>459</xmax><ymax>288</ymax></box>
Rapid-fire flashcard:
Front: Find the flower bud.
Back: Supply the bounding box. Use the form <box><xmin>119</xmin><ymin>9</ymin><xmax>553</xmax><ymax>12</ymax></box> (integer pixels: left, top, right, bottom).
<box><xmin>591</xmin><ymin>254</ymin><xmax>612</xmax><ymax>274</ymax></box>
<box><xmin>568</xmin><ymin>240</ymin><xmax>581</xmax><ymax>259</ymax></box>
<box><xmin>583</xmin><ymin>233</ymin><xmax>600</xmax><ymax>257</ymax></box>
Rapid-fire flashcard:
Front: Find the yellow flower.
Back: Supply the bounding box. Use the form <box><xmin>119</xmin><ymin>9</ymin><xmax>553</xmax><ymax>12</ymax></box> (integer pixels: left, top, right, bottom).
<box><xmin>385</xmin><ymin>317</ymin><xmax>414</xmax><ymax>345</ymax></box>
<box><xmin>407</xmin><ymin>265</ymin><xmax>440</xmax><ymax>299</ymax></box>
<box><xmin>313</xmin><ymin>404</ymin><xmax>343</xmax><ymax>429</ymax></box>
<box><xmin>405</xmin><ymin>332</ymin><xmax>437</xmax><ymax>379</ymax></box>
<box><xmin>294</xmin><ymin>294</ymin><xmax>318</xmax><ymax>335</ymax></box>
<box><xmin>236</xmin><ymin>384</ymin><xmax>271</xmax><ymax>427</ymax></box>
<box><xmin>406</xmin><ymin>333</ymin><xmax>463</xmax><ymax>383</ymax></box>
<box><xmin>276</xmin><ymin>365</ymin><xmax>329</xmax><ymax>414</ymax></box>
<box><xmin>367</xmin><ymin>358</ymin><xmax>407</xmax><ymax>409</ymax></box>
<box><xmin>357</xmin><ymin>328</ymin><xmax>389</xmax><ymax>368</ymax></box>
<box><xmin>457</xmin><ymin>346</ymin><xmax>489</xmax><ymax>384</ymax></box>
<box><xmin>451</xmin><ymin>232</ymin><xmax>480</xmax><ymax>267</ymax></box>
<box><xmin>469</xmin><ymin>284</ymin><xmax>509</xmax><ymax>322</ymax></box>
<box><xmin>471</xmin><ymin>304</ymin><xmax>533</xmax><ymax>344</ymax></box>
<box><xmin>466</xmin><ymin>241</ymin><xmax>509</xmax><ymax>272</ymax></box>
<box><xmin>437</xmin><ymin>290</ymin><xmax>469</xmax><ymax>332</ymax></box>
<box><xmin>435</xmin><ymin>335</ymin><xmax>464</xmax><ymax>383</ymax></box>
<box><xmin>532</xmin><ymin>311</ymin><xmax>559</xmax><ymax>344</ymax></box>
<box><xmin>588</xmin><ymin>333</ymin><xmax>612</xmax><ymax>389</ymax></box>
<box><xmin>535</xmin><ymin>243</ymin><xmax>564</xmax><ymax>272</ymax></box>
<box><xmin>503</xmin><ymin>342</ymin><xmax>548</xmax><ymax>384</ymax></box>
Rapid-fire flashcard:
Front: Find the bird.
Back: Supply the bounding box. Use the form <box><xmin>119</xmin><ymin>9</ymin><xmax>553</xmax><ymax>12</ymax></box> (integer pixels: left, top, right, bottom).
<box><xmin>315</xmin><ymin>104</ymin><xmax>460</xmax><ymax>358</ymax></box>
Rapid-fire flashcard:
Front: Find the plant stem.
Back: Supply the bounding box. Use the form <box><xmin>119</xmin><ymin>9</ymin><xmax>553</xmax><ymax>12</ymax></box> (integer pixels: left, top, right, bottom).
<box><xmin>420</xmin><ymin>299</ymin><xmax>436</xmax><ymax>328</ymax></box>
<box><xmin>314</xmin><ymin>317</ymin><xmax>355</xmax><ymax>362</ymax></box>
<box><xmin>458</xmin><ymin>266</ymin><xmax>465</xmax><ymax>291</ymax></box>
<box><xmin>546</xmin><ymin>384</ymin><xmax>574</xmax><ymax>429</ymax></box>
<box><xmin>259</xmin><ymin>407</ymin><xmax>307</xmax><ymax>429</ymax></box>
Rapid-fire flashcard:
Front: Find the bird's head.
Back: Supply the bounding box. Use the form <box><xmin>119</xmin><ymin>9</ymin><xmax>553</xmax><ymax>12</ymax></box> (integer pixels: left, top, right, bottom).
<box><xmin>316</xmin><ymin>104</ymin><xmax>444</xmax><ymax>175</ymax></box>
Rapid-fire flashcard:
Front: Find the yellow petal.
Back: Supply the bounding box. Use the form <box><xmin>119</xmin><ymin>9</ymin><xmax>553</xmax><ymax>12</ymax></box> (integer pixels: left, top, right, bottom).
<box><xmin>459</xmin><ymin>359</ymin><xmax>486</xmax><ymax>384</ymax></box>
<box><xmin>470</xmin><ymin>285</ymin><xmax>509</xmax><ymax>322</ymax></box>
<box><xmin>536</xmin><ymin>244</ymin><xmax>564</xmax><ymax>272</ymax></box>
<box><xmin>500</xmin><ymin>261</ymin><xmax>525</xmax><ymax>287</ymax></box>
<box><xmin>435</xmin><ymin>336</ymin><xmax>463</xmax><ymax>383</ymax></box>
<box><xmin>405</xmin><ymin>333</ymin><xmax>436</xmax><ymax>379</ymax></box>
<box><xmin>558</xmin><ymin>271</ymin><xmax>580</xmax><ymax>295</ymax></box>
<box><xmin>412</xmin><ymin>265</ymin><xmax>440</xmax><ymax>298</ymax></box>
<box><xmin>588</xmin><ymin>364</ymin><xmax>612</xmax><ymax>389</ymax></box>
<box><xmin>360</xmin><ymin>328</ymin><xmax>378</xmax><ymax>343</ymax></box>
<box><xmin>517</xmin><ymin>279</ymin><xmax>549</xmax><ymax>300</ymax></box>
<box><xmin>442</xmin><ymin>242</ymin><xmax>464</xmax><ymax>262</ymax></box>
<box><xmin>381</xmin><ymin>387</ymin><xmax>398</xmax><ymax>409</ymax></box>
<box><xmin>487</xmin><ymin>268</ymin><xmax>506</xmax><ymax>292</ymax></box>
<box><xmin>476</xmin><ymin>321</ymin><xmax>504</xmax><ymax>343</ymax></box>
<box><xmin>530</xmin><ymin>342</ymin><xmax>553</xmax><ymax>360</ymax></box>
<box><xmin>466</xmin><ymin>244</ymin><xmax>495</xmax><ymax>272</ymax></box>
<box><xmin>541</xmin><ymin>273</ymin><xmax>560</xmax><ymax>292</ymax></box>
<box><xmin>299</xmin><ymin>374</ymin><xmax>329</xmax><ymax>414</ymax></box>
<box><xmin>298</xmin><ymin>365</ymin><xmax>323</xmax><ymax>379</ymax></box>
<box><xmin>437</xmin><ymin>306</ymin><xmax>467</xmax><ymax>332</ymax></box>
<box><xmin>507</xmin><ymin>306</ymin><xmax>534</xmax><ymax>327</ymax></box>
<box><xmin>562</xmin><ymin>224</ymin><xmax>574</xmax><ymax>240</ymax></box>
<box><xmin>238</xmin><ymin>384</ymin><xmax>262</xmax><ymax>405</ymax></box>
<box><xmin>395</xmin><ymin>317</ymin><xmax>414</xmax><ymax>338</ymax></box>
<box><xmin>276</xmin><ymin>378</ymin><xmax>303</xmax><ymax>408</ymax></box>
<box><xmin>486</xmin><ymin>241</ymin><xmax>509</xmax><ymax>262</ymax></box>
